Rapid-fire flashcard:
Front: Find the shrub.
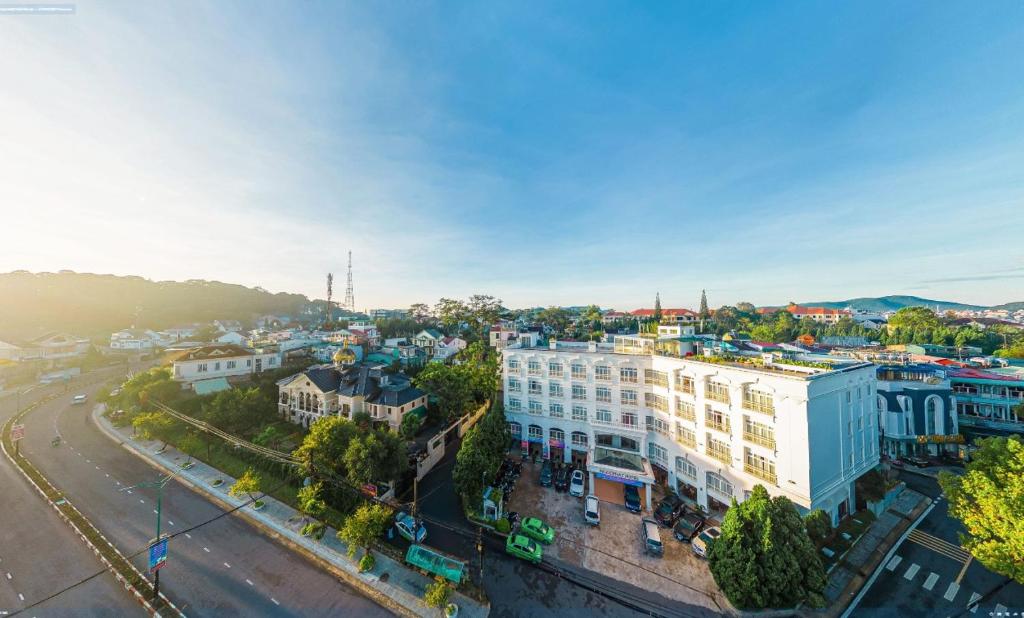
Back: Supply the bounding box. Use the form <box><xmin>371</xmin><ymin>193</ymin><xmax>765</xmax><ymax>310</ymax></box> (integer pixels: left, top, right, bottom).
<box><xmin>804</xmin><ymin>509</ymin><xmax>833</xmax><ymax>547</ymax></box>
<box><xmin>358</xmin><ymin>553</ymin><xmax>376</xmax><ymax>573</ymax></box>
<box><xmin>856</xmin><ymin>469</ymin><xmax>887</xmax><ymax>503</ymax></box>
<box><xmin>495</xmin><ymin>518</ymin><xmax>511</xmax><ymax>534</ymax></box>
<box><xmin>423</xmin><ymin>578</ymin><xmax>451</xmax><ymax>608</ymax></box>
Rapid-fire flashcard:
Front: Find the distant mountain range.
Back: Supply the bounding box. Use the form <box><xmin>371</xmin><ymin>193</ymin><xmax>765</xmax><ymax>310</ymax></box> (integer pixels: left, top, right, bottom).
<box><xmin>796</xmin><ymin>295</ymin><xmax>1024</xmax><ymax>313</ymax></box>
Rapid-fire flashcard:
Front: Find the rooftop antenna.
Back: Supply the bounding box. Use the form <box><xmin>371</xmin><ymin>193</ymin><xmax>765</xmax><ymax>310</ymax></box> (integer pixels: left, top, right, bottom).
<box><xmin>326</xmin><ymin>273</ymin><xmax>333</xmax><ymax>325</ymax></box>
<box><xmin>343</xmin><ymin>251</ymin><xmax>355</xmax><ymax>312</ymax></box>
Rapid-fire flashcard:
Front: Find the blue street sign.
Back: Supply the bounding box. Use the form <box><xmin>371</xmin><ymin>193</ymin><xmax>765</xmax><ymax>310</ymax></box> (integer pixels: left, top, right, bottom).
<box><xmin>148</xmin><ymin>537</ymin><xmax>168</xmax><ymax>573</ymax></box>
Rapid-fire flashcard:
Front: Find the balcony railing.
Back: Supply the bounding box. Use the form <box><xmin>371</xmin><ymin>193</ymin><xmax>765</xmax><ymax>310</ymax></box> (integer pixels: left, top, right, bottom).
<box><xmin>706</xmin><ymin>418</ymin><xmax>731</xmax><ymax>434</ymax></box>
<box><xmin>676</xmin><ymin>433</ymin><xmax>696</xmax><ymax>449</ymax></box>
<box><xmin>592</xmin><ymin>416</ymin><xmax>646</xmax><ymax>432</ymax></box>
<box><xmin>742</xmin><ymin>397</ymin><xmax>775</xmax><ymax>415</ymax></box>
<box><xmin>744</xmin><ymin>463</ymin><xmax>777</xmax><ymax>484</ymax></box>
<box><xmin>743</xmin><ymin>431</ymin><xmax>776</xmax><ymax>450</ymax></box>
<box><xmin>707</xmin><ymin>445</ymin><xmax>731</xmax><ymax>465</ymax></box>
<box><xmin>706</xmin><ymin>389</ymin><xmax>730</xmax><ymax>405</ymax></box>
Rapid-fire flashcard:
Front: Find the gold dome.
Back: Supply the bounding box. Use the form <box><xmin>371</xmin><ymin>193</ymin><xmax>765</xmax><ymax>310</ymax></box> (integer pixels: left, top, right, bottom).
<box><xmin>333</xmin><ymin>347</ymin><xmax>356</xmax><ymax>364</ymax></box>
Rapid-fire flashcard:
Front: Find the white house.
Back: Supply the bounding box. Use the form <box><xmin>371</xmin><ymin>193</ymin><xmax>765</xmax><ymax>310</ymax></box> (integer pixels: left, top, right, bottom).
<box><xmin>215</xmin><ymin>331</ymin><xmax>249</xmax><ymax>347</ymax></box>
<box><xmin>413</xmin><ymin>329</ymin><xmax>444</xmax><ymax>357</ymax></box>
<box><xmin>434</xmin><ymin>336</ymin><xmax>467</xmax><ymax>362</ymax></box>
<box><xmin>502</xmin><ymin>336</ymin><xmax>877</xmax><ymax>524</ymax></box>
<box><xmin>214</xmin><ymin>320</ymin><xmax>244</xmax><ymax>333</ymax></box>
<box><xmin>172</xmin><ymin>344</ymin><xmax>280</xmax><ymax>385</ymax></box>
<box><xmin>110</xmin><ymin>329</ymin><xmax>172</xmax><ymax>350</ymax></box>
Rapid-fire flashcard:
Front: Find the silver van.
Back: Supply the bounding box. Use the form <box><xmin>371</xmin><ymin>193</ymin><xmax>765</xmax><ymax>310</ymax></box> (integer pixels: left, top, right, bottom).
<box><xmin>584</xmin><ymin>494</ymin><xmax>600</xmax><ymax>526</ymax></box>
<box><xmin>641</xmin><ymin>518</ymin><xmax>663</xmax><ymax>556</ymax></box>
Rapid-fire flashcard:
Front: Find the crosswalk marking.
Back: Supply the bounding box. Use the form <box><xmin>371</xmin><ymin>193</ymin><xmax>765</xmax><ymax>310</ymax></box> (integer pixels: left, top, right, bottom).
<box><xmin>944</xmin><ymin>581</ymin><xmax>960</xmax><ymax>601</ymax></box>
<box><xmin>907</xmin><ymin>529</ymin><xmax>970</xmax><ymax>563</ymax></box>
<box><xmin>904</xmin><ymin>563</ymin><xmax>920</xmax><ymax>580</ymax></box>
<box><xmin>923</xmin><ymin>572</ymin><xmax>939</xmax><ymax>591</ymax></box>
<box><xmin>968</xmin><ymin>592</ymin><xmax>981</xmax><ymax>613</ymax></box>
<box><xmin>886</xmin><ymin>555</ymin><xmax>903</xmax><ymax>571</ymax></box>
<box><xmin>995</xmin><ymin>604</ymin><xmax>1007</xmax><ymax>615</ymax></box>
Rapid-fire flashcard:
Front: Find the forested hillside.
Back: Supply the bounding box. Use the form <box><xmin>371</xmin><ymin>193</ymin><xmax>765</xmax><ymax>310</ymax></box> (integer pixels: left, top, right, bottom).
<box><xmin>0</xmin><ymin>271</ymin><xmax>310</xmax><ymax>341</ymax></box>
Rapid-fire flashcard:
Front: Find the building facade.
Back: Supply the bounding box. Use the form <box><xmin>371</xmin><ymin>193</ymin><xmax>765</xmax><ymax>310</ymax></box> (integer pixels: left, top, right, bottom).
<box><xmin>875</xmin><ymin>364</ymin><xmax>960</xmax><ymax>457</ymax></box>
<box><xmin>502</xmin><ymin>338</ymin><xmax>877</xmax><ymax>524</ymax></box>
<box><xmin>171</xmin><ymin>344</ymin><xmax>280</xmax><ymax>384</ymax></box>
<box><xmin>949</xmin><ymin>366</ymin><xmax>1024</xmax><ymax>438</ymax></box>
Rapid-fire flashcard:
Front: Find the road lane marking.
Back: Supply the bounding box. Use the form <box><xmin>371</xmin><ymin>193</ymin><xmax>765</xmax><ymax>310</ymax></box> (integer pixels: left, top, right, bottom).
<box><xmin>923</xmin><ymin>572</ymin><xmax>939</xmax><ymax>591</ymax></box>
<box><xmin>944</xmin><ymin>581</ymin><xmax>960</xmax><ymax>601</ymax></box>
<box><xmin>245</xmin><ymin>579</ymin><xmax>254</xmax><ymax>586</ymax></box>
<box><xmin>184</xmin><ymin>533</ymin><xmax>191</xmax><ymax>539</ymax></box>
<box><xmin>271</xmin><ymin>598</ymin><xmax>280</xmax><ymax>606</ymax></box>
<box><xmin>86</xmin><ymin>459</ymin><xmax>90</xmax><ymax>463</ymax></box>
<box><xmin>168</xmin><ymin>521</ymin><xmax>174</xmax><ymax>526</ymax></box>
<box><xmin>886</xmin><ymin>555</ymin><xmax>903</xmax><ymax>571</ymax></box>
<box><xmin>18</xmin><ymin>592</ymin><xmax>24</xmax><ymax>601</ymax></box>
<box><xmin>105</xmin><ymin>474</ymin><xmax>109</xmax><ymax>478</ymax></box>
<box><xmin>995</xmin><ymin>604</ymin><xmax>1007</xmax><ymax>615</ymax></box>
<box><xmin>956</xmin><ymin>555</ymin><xmax>973</xmax><ymax>583</ymax></box>
<box><xmin>139</xmin><ymin>499</ymin><xmax>145</xmax><ymax>504</ymax></box>
<box><xmin>203</xmin><ymin>547</ymin><xmax>210</xmax><ymax>553</ymax></box>
<box><xmin>968</xmin><ymin>592</ymin><xmax>981</xmax><ymax>613</ymax></box>
<box><xmin>126</xmin><ymin>490</ymin><xmax>132</xmax><ymax>494</ymax></box>
<box><xmin>153</xmin><ymin>510</ymin><xmax>158</xmax><ymax>515</ymax></box>
<box><xmin>904</xmin><ymin>563</ymin><xmax>920</xmax><ymax>580</ymax></box>
<box><xmin>223</xmin><ymin>562</ymin><xmax>231</xmax><ymax>569</ymax></box>
<box><xmin>6</xmin><ymin>572</ymin><xmax>11</xmax><ymax>580</ymax></box>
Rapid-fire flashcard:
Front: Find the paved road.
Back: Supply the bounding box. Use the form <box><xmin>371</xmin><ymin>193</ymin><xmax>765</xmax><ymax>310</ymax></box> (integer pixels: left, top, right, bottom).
<box><xmin>15</xmin><ymin>374</ymin><xmax>392</xmax><ymax>618</ymax></box>
<box><xmin>413</xmin><ymin>438</ymin><xmax>694</xmax><ymax>617</ymax></box>
<box><xmin>0</xmin><ymin>376</ymin><xmax>144</xmax><ymax>617</ymax></box>
<box><xmin>850</xmin><ymin>471</ymin><xmax>1024</xmax><ymax>617</ymax></box>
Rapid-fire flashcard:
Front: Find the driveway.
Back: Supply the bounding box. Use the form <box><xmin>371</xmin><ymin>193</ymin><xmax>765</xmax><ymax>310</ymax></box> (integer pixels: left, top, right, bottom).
<box><xmin>506</xmin><ymin>461</ymin><xmax>726</xmax><ymax>615</ymax></box>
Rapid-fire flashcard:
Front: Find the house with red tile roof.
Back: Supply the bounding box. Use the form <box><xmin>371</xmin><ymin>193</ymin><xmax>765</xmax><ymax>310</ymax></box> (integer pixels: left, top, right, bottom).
<box><xmin>785</xmin><ymin>304</ymin><xmax>851</xmax><ymax>325</ymax></box>
<box><xmin>630</xmin><ymin>308</ymin><xmax>698</xmax><ymax>324</ymax></box>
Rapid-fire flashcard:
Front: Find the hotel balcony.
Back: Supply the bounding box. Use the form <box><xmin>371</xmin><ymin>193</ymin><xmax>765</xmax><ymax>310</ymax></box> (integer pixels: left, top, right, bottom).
<box><xmin>743</xmin><ymin>431</ymin><xmax>776</xmax><ymax>450</ymax></box>
<box><xmin>742</xmin><ymin>398</ymin><xmax>775</xmax><ymax>416</ymax></box>
<box><xmin>744</xmin><ymin>463</ymin><xmax>777</xmax><ymax>485</ymax></box>
<box><xmin>706</xmin><ymin>445</ymin><xmax>731</xmax><ymax>465</ymax></box>
<box><xmin>706</xmin><ymin>418</ymin><xmax>731</xmax><ymax>434</ymax></box>
<box><xmin>675</xmin><ymin>434</ymin><xmax>696</xmax><ymax>449</ymax></box>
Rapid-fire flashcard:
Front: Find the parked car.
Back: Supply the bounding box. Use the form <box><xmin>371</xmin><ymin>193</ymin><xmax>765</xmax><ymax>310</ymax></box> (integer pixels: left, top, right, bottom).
<box><xmin>653</xmin><ymin>493</ymin><xmax>685</xmax><ymax>527</ymax></box>
<box><xmin>569</xmin><ymin>470</ymin><xmax>585</xmax><ymax>497</ymax></box>
<box><xmin>520</xmin><ymin>517</ymin><xmax>555</xmax><ymax>544</ymax></box>
<box><xmin>584</xmin><ymin>494</ymin><xmax>600</xmax><ymax>526</ymax></box>
<box><xmin>71</xmin><ymin>394</ymin><xmax>87</xmax><ymax>405</ymax></box>
<box><xmin>889</xmin><ymin>458</ymin><xmax>905</xmax><ymax>468</ymax></box>
<box><xmin>692</xmin><ymin>526</ymin><xmax>721</xmax><ymax>558</ymax></box>
<box><xmin>394</xmin><ymin>511</ymin><xmax>427</xmax><ymax>543</ymax></box>
<box><xmin>539</xmin><ymin>461</ymin><xmax>554</xmax><ymax>487</ymax></box>
<box><xmin>554</xmin><ymin>466</ymin><xmax>570</xmax><ymax>491</ymax></box>
<box><xmin>905</xmin><ymin>456</ymin><xmax>930</xmax><ymax>468</ymax></box>
<box><xmin>641</xmin><ymin>518</ymin><xmax>663</xmax><ymax>557</ymax></box>
<box><xmin>624</xmin><ymin>484</ymin><xmax>641</xmax><ymax>513</ymax></box>
<box><xmin>673</xmin><ymin>511</ymin><xmax>705</xmax><ymax>543</ymax></box>
<box><xmin>505</xmin><ymin>533</ymin><xmax>542</xmax><ymax>564</ymax></box>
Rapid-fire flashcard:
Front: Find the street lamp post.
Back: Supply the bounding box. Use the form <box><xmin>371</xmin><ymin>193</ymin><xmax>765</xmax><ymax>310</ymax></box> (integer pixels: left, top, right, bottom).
<box><xmin>121</xmin><ymin>470</ymin><xmax>179</xmax><ymax>601</ymax></box>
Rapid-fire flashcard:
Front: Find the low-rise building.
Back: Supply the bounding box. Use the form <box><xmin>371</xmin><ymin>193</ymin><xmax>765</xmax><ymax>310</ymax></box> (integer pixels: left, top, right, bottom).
<box><xmin>949</xmin><ymin>366</ymin><xmax>1024</xmax><ymax>438</ymax></box>
<box><xmin>786</xmin><ymin>304</ymin><xmax>852</xmax><ymax>325</ymax></box>
<box><xmin>277</xmin><ymin>357</ymin><xmax>427</xmax><ymax>431</ymax></box>
<box><xmin>502</xmin><ymin>336</ymin><xmax>877</xmax><ymax>525</ymax></box>
<box><xmin>433</xmin><ymin>336</ymin><xmax>467</xmax><ymax>362</ymax></box>
<box><xmin>413</xmin><ymin>329</ymin><xmax>445</xmax><ymax>357</ymax></box>
<box><xmin>110</xmin><ymin>329</ymin><xmax>172</xmax><ymax>350</ymax></box>
<box><xmin>875</xmin><ymin>364</ymin><xmax>960</xmax><ymax>458</ymax></box>
<box><xmin>171</xmin><ymin>344</ymin><xmax>280</xmax><ymax>385</ymax></box>
<box><xmin>630</xmin><ymin>308</ymin><xmax>698</xmax><ymax>324</ymax></box>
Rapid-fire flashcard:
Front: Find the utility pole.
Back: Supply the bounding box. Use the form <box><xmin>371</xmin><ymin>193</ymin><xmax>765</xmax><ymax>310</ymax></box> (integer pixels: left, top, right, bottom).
<box><xmin>122</xmin><ymin>470</ymin><xmax>179</xmax><ymax>601</ymax></box>
<box><xmin>476</xmin><ymin>525</ymin><xmax>484</xmax><ymax>583</ymax></box>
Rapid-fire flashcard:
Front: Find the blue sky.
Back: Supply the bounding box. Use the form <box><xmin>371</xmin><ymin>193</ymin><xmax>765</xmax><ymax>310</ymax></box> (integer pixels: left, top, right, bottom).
<box><xmin>1</xmin><ymin>1</ymin><xmax>1022</xmax><ymax>309</ymax></box>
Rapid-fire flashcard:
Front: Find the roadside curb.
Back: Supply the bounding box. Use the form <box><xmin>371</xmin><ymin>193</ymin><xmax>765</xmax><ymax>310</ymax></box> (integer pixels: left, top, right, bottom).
<box><xmin>1</xmin><ymin>393</ymin><xmax>184</xmax><ymax>618</ymax></box>
<box><xmin>92</xmin><ymin>405</ymin><xmax>475</xmax><ymax>618</ymax></box>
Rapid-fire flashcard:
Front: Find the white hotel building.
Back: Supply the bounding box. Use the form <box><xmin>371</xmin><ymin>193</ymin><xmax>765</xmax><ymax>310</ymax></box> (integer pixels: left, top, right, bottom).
<box><xmin>502</xmin><ymin>333</ymin><xmax>878</xmax><ymax>524</ymax></box>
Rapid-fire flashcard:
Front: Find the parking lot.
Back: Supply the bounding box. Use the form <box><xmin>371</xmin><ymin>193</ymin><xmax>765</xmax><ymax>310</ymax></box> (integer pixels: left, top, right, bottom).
<box><xmin>506</xmin><ymin>460</ymin><xmax>728</xmax><ymax>614</ymax></box>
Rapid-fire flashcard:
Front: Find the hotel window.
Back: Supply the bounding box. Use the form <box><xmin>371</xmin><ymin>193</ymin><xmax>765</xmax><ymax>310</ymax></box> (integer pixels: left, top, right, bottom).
<box><xmin>620</xmin><ymin>367</ymin><xmax>638</xmax><ymax>383</ymax></box>
<box><xmin>549</xmin><ymin>382</ymin><xmax>563</xmax><ymax>398</ymax></box>
<box><xmin>549</xmin><ymin>402</ymin><xmax>564</xmax><ymax>418</ymax></box>
<box><xmin>646</xmin><ymin>415</ymin><xmax>654</xmax><ymax>431</ymax></box>
<box><xmin>548</xmin><ymin>362</ymin><xmax>563</xmax><ymax>377</ymax></box>
<box><xmin>571</xmin><ymin>363</ymin><xmax>587</xmax><ymax>379</ymax></box>
<box><xmin>508</xmin><ymin>378</ymin><xmax>521</xmax><ymax>393</ymax></box>
<box><xmin>508</xmin><ymin>359</ymin><xmax>520</xmax><ymax>372</ymax></box>
<box><xmin>509</xmin><ymin>422</ymin><xmax>521</xmax><ymax>437</ymax></box>
<box><xmin>676</xmin><ymin>373</ymin><xmax>695</xmax><ymax>395</ymax></box>
<box><xmin>528</xmin><ymin>400</ymin><xmax>543</xmax><ymax>415</ymax></box>
<box><xmin>648</xmin><ymin>442</ymin><xmax>668</xmax><ymax>465</ymax></box>
<box><xmin>644</xmin><ymin>392</ymin><xmax>668</xmax><ymax>412</ymax></box>
<box><xmin>595</xmin><ymin>365</ymin><xmax>612</xmax><ymax>381</ymax></box>
<box><xmin>214</xmin><ymin>362</ymin><xmax>221</xmax><ymax>371</ymax></box>
<box><xmin>644</xmin><ymin>369</ymin><xmax>668</xmax><ymax>387</ymax></box>
<box><xmin>654</xmin><ymin>417</ymin><xmax>670</xmax><ymax>436</ymax></box>
<box><xmin>596</xmin><ymin>386</ymin><xmax>612</xmax><ymax>403</ymax></box>
<box><xmin>198</xmin><ymin>363</ymin><xmax>208</xmax><ymax>372</ymax></box>
<box><xmin>226</xmin><ymin>360</ymin><xmax>236</xmax><ymax>369</ymax></box>
<box><xmin>621</xmin><ymin>389</ymin><xmax>638</xmax><ymax>406</ymax></box>
<box><xmin>596</xmin><ymin>409</ymin><xmax>612</xmax><ymax>423</ymax></box>
<box><xmin>572</xmin><ymin>384</ymin><xmax>587</xmax><ymax>400</ymax></box>
<box><xmin>706</xmin><ymin>471</ymin><xmax>734</xmax><ymax>497</ymax></box>
<box><xmin>706</xmin><ymin>436</ymin><xmax>731</xmax><ymax>464</ymax></box>
<box><xmin>508</xmin><ymin>398</ymin><xmax>521</xmax><ymax>411</ymax></box>
<box><xmin>705</xmin><ymin>381</ymin><xmax>730</xmax><ymax>404</ymax></box>
<box><xmin>622</xmin><ymin>411</ymin><xmax>639</xmax><ymax>428</ymax></box>
<box><xmin>705</xmin><ymin>406</ymin><xmax>731</xmax><ymax>434</ymax></box>
<box><xmin>675</xmin><ymin>398</ymin><xmax>696</xmax><ymax>421</ymax></box>
<box><xmin>572</xmin><ymin>405</ymin><xmax>588</xmax><ymax>422</ymax></box>
<box><xmin>571</xmin><ymin>432</ymin><xmax>588</xmax><ymax>448</ymax></box>
<box><xmin>528</xmin><ymin>380</ymin><xmax>543</xmax><ymax>395</ymax></box>
<box><xmin>676</xmin><ymin>457</ymin><xmax>697</xmax><ymax>479</ymax></box>
<box><xmin>742</xmin><ymin>388</ymin><xmax>774</xmax><ymax>415</ymax></box>
<box><xmin>742</xmin><ymin>416</ymin><xmax>775</xmax><ymax>449</ymax></box>
<box><xmin>528</xmin><ymin>361</ymin><xmax>542</xmax><ymax>376</ymax></box>
<box><xmin>528</xmin><ymin>425</ymin><xmax>543</xmax><ymax>440</ymax></box>
<box><xmin>676</xmin><ymin>424</ymin><xmax>696</xmax><ymax>448</ymax></box>
<box><xmin>744</xmin><ymin>449</ymin><xmax>777</xmax><ymax>484</ymax></box>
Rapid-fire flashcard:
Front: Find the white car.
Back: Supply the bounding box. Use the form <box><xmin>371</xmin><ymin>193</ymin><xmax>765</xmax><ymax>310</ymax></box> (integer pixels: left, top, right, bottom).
<box><xmin>569</xmin><ymin>469</ymin><xmax>585</xmax><ymax>497</ymax></box>
<box><xmin>71</xmin><ymin>394</ymin><xmax>87</xmax><ymax>405</ymax></box>
<box><xmin>692</xmin><ymin>526</ymin><xmax>721</xmax><ymax>558</ymax></box>
<box><xmin>584</xmin><ymin>494</ymin><xmax>600</xmax><ymax>526</ymax></box>
<box><xmin>394</xmin><ymin>511</ymin><xmax>427</xmax><ymax>543</ymax></box>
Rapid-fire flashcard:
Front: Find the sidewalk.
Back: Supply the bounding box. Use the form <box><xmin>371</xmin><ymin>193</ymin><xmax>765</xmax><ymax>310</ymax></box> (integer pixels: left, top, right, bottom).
<box><xmin>94</xmin><ymin>406</ymin><xmax>489</xmax><ymax>618</ymax></box>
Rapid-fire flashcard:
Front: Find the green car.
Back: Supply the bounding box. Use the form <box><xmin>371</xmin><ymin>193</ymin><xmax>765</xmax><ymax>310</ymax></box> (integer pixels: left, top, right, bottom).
<box><xmin>520</xmin><ymin>517</ymin><xmax>556</xmax><ymax>544</ymax></box>
<box><xmin>505</xmin><ymin>533</ymin><xmax>543</xmax><ymax>564</ymax></box>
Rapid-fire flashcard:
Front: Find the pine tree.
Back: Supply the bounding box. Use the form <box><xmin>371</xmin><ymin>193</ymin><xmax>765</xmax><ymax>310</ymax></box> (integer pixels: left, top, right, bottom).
<box><xmin>653</xmin><ymin>293</ymin><xmax>662</xmax><ymax>321</ymax></box>
<box><xmin>699</xmin><ymin>289</ymin><xmax>710</xmax><ymax>319</ymax></box>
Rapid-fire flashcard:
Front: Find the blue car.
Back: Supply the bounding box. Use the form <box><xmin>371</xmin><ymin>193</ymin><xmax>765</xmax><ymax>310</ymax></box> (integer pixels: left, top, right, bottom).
<box><xmin>624</xmin><ymin>485</ymin><xmax>642</xmax><ymax>513</ymax></box>
<box><xmin>395</xmin><ymin>511</ymin><xmax>427</xmax><ymax>543</ymax></box>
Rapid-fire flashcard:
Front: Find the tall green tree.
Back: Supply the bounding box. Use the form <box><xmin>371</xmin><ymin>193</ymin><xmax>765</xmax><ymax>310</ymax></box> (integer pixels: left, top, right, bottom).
<box><xmin>292</xmin><ymin>416</ymin><xmax>358</xmax><ymax>479</ymax></box>
<box><xmin>229</xmin><ymin>467</ymin><xmax>262</xmax><ymax>502</ymax></box>
<box><xmin>343</xmin><ymin>430</ymin><xmax>407</xmax><ymax>486</ymax></box>
<box><xmin>337</xmin><ymin>503</ymin><xmax>392</xmax><ymax>558</ymax></box>
<box><xmin>414</xmin><ymin>363</ymin><xmax>474</xmax><ymax>421</ymax></box>
<box><xmin>653</xmin><ymin>293</ymin><xmax>662</xmax><ymax>321</ymax></box>
<box><xmin>536</xmin><ymin>306</ymin><xmax>571</xmax><ymax>333</ymax></box>
<box><xmin>939</xmin><ymin>436</ymin><xmax>1024</xmax><ymax>584</ymax></box>
<box><xmin>708</xmin><ymin>485</ymin><xmax>827</xmax><ymax>609</ymax></box>
<box><xmin>698</xmin><ymin>289</ymin><xmax>710</xmax><ymax>320</ymax></box>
